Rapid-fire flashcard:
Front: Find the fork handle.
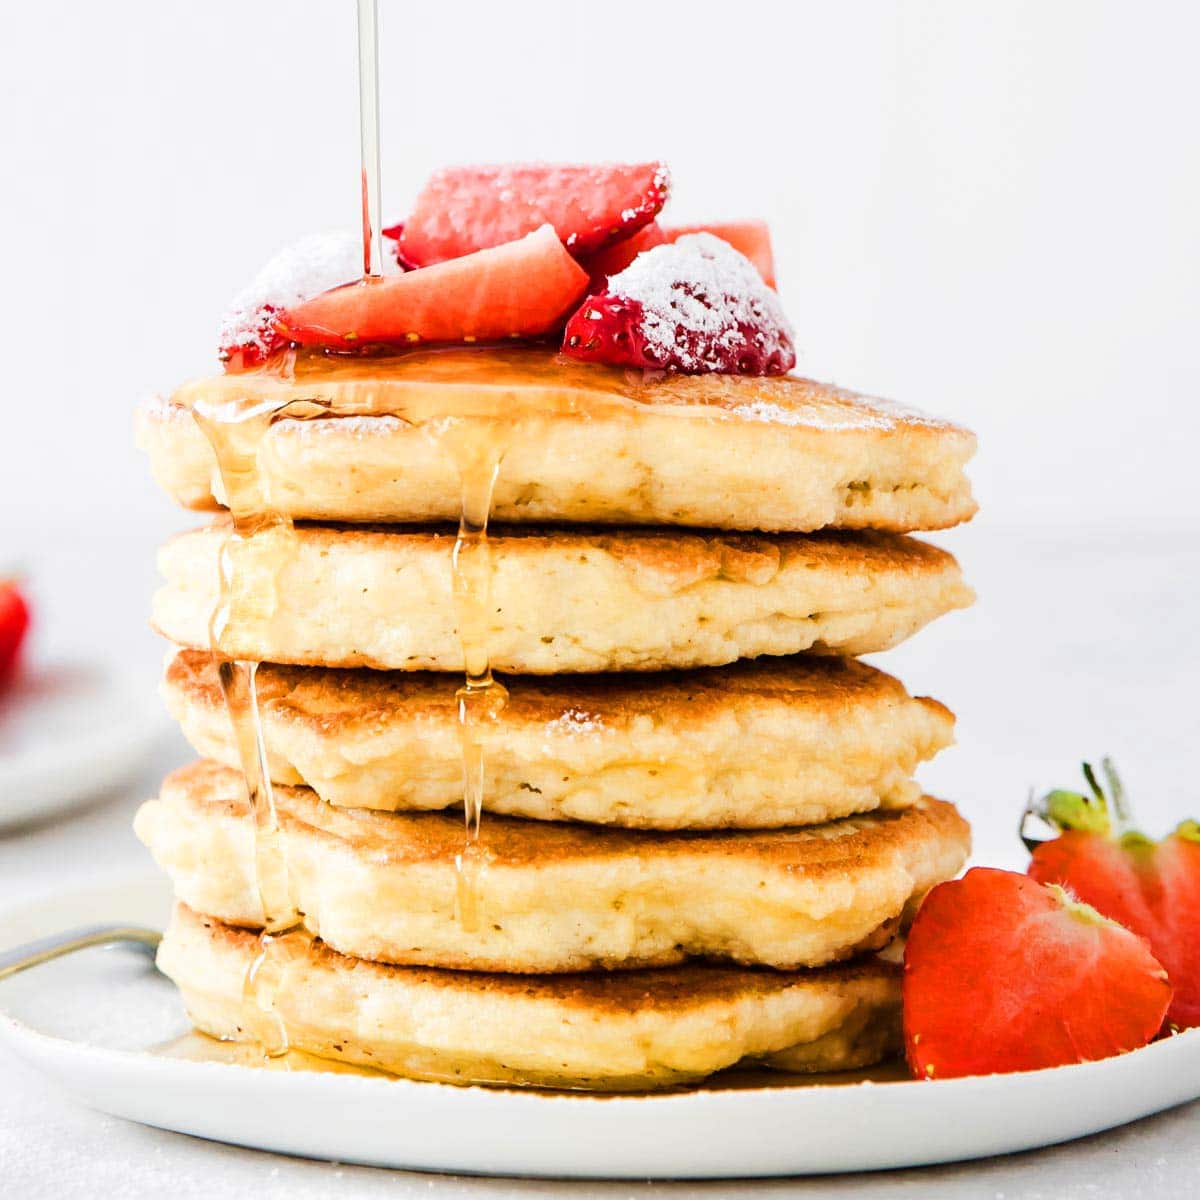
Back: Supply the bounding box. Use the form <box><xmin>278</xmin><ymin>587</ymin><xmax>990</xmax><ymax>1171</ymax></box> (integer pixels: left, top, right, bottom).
<box><xmin>0</xmin><ymin>924</ymin><xmax>161</xmax><ymax>982</ymax></box>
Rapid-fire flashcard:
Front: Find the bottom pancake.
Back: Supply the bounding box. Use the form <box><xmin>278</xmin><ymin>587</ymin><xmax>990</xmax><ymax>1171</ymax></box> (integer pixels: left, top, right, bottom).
<box><xmin>159</xmin><ymin>904</ymin><xmax>903</xmax><ymax>1092</ymax></box>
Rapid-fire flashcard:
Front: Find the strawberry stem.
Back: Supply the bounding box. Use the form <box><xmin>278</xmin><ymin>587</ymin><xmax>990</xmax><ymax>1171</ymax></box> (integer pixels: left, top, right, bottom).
<box><xmin>1100</xmin><ymin>757</ymin><xmax>1131</xmax><ymax>832</ymax></box>
<box><xmin>1176</xmin><ymin>819</ymin><xmax>1200</xmax><ymax>844</ymax></box>
<box><xmin>1023</xmin><ymin>757</ymin><xmax>1136</xmax><ymax>848</ymax></box>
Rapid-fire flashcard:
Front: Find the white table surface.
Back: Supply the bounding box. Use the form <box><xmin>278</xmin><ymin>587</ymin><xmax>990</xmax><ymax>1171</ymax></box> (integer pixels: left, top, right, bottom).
<box><xmin>1</xmin><ymin>520</ymin><xmax>1197</xmax><ymax>1198</ymax></box>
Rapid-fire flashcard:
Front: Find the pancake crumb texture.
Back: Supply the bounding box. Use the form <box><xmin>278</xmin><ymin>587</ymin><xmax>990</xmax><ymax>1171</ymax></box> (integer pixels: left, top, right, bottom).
<box><xmin>135</xmin><ymin>761</ymin><xmax>971</xmax><ymax>974</ymax></box>
<box><xmin>163</xmin><ymin>650</ymin><xmax>955</xmax><ymax>829</ymax></box>
<box><xmin>159</xmin><ymin>904</ymin><xmax>903</xmax><ymax>1090</ymax></box>
<box><xmin>152</xmin><ymin>522</ymin><xmax>973</xmax><ymax>673</ymax></box>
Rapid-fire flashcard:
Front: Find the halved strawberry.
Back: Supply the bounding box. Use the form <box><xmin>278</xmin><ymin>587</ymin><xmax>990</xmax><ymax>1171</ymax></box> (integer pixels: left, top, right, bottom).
<box><xmin>561</xmin><ymin>233</ymin><xmax>795</xmax><ymax>375</ymax></box>
<box><xmin>663</xmin><ymin>220</ymin><xmax>776</xmax><ymax>288</ymax></box>
<box><xmin>1025</xmin><ymin>760</ymin><xmax>1200</xmax><ymax>1031</ymax></box>
<box><xmin>218</xmin><ymin>230</ymin><xmax>363</xmax><ymax>368</ymax></box>
<box><xmin>277</xmin><ymin>224</ymin><xmax>588</xmax><ymax>350</ymax></box>
<box><xmin>398</xmin><ymin>162</ymin><xmax>670</xmax><ymax>266</ymax></box>
<box><xmin>904</xmin><ymin>867</ymin><xmax>1171</xmax><ymax>1080</ymax></box>
<box><xmin>0</xmin><ymin>580</ymin><xmax>30</xmax><ymax>683</ymax></box>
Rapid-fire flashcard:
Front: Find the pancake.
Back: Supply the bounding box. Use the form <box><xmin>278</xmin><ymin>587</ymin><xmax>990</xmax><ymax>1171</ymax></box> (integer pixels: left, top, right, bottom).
<box><xmin>159</xmin><ymin>904</ymin><xmax>903</xmax><ymax>1091</ymax></box>
<box><xmin>135</xmin><ymin>761</ymin><xmax>970</xmax><ymax>973</ymax></box>
<box><xmin>163</xmin><ymin>649</ymin><xmax>955</xmax><ymax>829</ymax></box>
<box><xmin>152</xmin><ymin>522</ymin><xmax>973</xmax><ymax>673</ymax></box>
<box><xmin>134</xmin><ymin>346</ymin><xmax>977</xmax><ymax>533</ymax></box>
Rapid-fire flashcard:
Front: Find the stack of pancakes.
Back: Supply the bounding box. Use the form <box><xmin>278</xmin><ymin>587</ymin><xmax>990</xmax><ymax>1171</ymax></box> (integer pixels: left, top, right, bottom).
<box><xmin>134</xmin><ymin>346</ymin><xmax>975</xmax><ymax>1091</ymax></box>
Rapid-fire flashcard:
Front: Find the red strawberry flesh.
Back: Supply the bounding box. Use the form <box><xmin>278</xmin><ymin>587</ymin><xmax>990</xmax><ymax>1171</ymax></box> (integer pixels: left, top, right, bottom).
<box><xmin>577</xmin><ymin>222</ymin><xmax>667</xmax><ymax>292</ymax></box>
<box><xmin>904</xmin><ymin>867</ymin><xmax>1171</xmax><ymax>1080</ymax></box>
<box><xmin>0</xmin><ymin>581</ymin><xmax>30</xmax><ymax>682</ymax></box>
<box><xmin>398</xmin><ymin>162</ymin><xmax>670</xmax><ymax>267</ymax></box>
<box><xmin>1031</xmin><ymin>825</ymin><xmax>1200</xmax><ymax>1031</ymax></box>
<box><xmin>278</xmin><ymin>224</ymin><xmax>589</xmax><ymax>350</ymax></box>
<box><xmin>561</xmin><ymin>233</ymin><xmax>795</xmax><ymax>375</ymax></box>
<box><xmin>382</xmin><ymin>222</ymin><xmax>419</xmax><ymax>271</ymax></box>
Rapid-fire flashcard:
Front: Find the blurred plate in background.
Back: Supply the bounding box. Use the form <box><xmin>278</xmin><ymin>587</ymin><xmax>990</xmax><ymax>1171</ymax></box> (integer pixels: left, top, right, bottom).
<box><xmin>0</xmin><ymin>662</ymin><xmax>167</xmax><ymax>831</ymax></box>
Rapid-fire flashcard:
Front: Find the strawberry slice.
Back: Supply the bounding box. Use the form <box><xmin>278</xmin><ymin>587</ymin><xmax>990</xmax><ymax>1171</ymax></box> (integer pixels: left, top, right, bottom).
<box><xmin>0</xmin><ymin>580</ymin><xmax>30</xmax><ymax>683</ymax></box>
<box><xmin>398</xmin><ymin>162</ymin><xmax>670</xmax><ymax>266</ymax></box>
<box><xmin>1025</xmin><ymin>759</ymin><xmax>1200</xmax><ymax>1031</ymax></box>
<box><xmin>218</xmin><ymin>230</ymin><xmax>364</xmax><ymax>368</ymax></box>
<box><xmin>577</xmin><ymin>222</ymin><xmax>667</xmax><ymax>292</ymax></box>
<box><xmin>277</xmin><ymin>225</ymin><xmax>589</xmax><ymax>350</ymax></box>
<box><xmin>663</xmin><ymin>220</ymin><xmax>776</xmax><ymax>288</ymax></box>
<box><xmin>381</xmin><ymin>222</ymin><xmax>419</xmax><ymax>271</ymax></box>
<box><xmin>561</xmin><ymin>233</ymin><xmax>795</xmax><ymax>375</ymax></box>
<box><xmin>904</xmin><ymin>867</ymin><xmax>1171</xmax><ymax>1080</ymax></box>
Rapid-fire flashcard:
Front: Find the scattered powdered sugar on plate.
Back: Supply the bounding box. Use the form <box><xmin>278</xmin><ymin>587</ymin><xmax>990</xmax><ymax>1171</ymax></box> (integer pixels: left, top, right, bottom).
<box><xmin>218</xmin><ymin>230</ymin><xmax>363</xmax><ymax>357</ymax></box>
<box><xmin>607</xmin><ymin>233</ymin><xmax>794</xmax><ymax>372</ymax></box>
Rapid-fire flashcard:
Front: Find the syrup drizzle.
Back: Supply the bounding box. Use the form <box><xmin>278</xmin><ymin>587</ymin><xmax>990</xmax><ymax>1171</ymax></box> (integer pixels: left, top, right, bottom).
<box><xmin>193</xmin><ymin>388</ymin><xmax>324</xmax><ymax>1056</ymax></box>
<box><xmin>188</xmin><ymin>0</ymin><xmax>512</xmax><ymax>1055</ymax></box>
<box><xmin>439</xmin><ymin>419</ymin><xmax>511</xmax><ymax>930</ymax></box>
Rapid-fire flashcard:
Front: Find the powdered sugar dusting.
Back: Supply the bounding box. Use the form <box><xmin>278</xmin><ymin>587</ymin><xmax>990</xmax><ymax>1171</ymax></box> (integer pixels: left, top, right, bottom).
<box><xmin>546</xmin><ymin>707</ymin><xmax>603</xmax><ymax>735</ymax></box>
<box><xmin>729</xmin><ymin>389</ymin><xmax>953</xmax><ymax>432</ymax></box>
<box><xmin>728</xmin><ymin>400</ymin><xmax>810</xmax><ymax>427</ymax></box>
<box><xmin>857</xmin><ymin>392</ymin><xmax>947</xmax><ymax>427</ymax></box>
<box><xmin>607</xmin><ymin>233</ymin><xmax>795</xmax><ymax>373</ymax></box>
<box><xmin>218</xmin><ymin>230</ymin><xmax>362</xmax><ymax>357</ymax></box>
<box><xmin>301</xmin><ymin>414</ymin><xmax>409</xmax><ymax>437</ymax></box>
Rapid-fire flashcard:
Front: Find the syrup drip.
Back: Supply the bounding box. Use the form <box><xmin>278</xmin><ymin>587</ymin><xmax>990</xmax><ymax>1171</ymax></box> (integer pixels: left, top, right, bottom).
<box><xmin>183</xmin><ymin>0</ymin><xmax>521</xmax><ymax>1059</ymax></box>
<box><xmin>185</xmin><ymin>0</ymin><xmax>394</xmax><ymax>1060</ymax></box>
<box><xmin>193</xmin><ymin>390</ymin><xmax>328</xmax><ymax>1056</ymax></box>
<box><xmin>193</xmin><ymin>394</ymin><xmax>516</xmax><ymax>1050</ymax></box>
<box><xmin>437</xmin><ymin>419</ymin><xmax>512</xmax><ymax>930</ymax></box>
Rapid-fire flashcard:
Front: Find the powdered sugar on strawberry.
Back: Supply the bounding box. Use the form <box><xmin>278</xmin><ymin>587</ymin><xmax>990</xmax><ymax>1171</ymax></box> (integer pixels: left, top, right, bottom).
<box><xmin>562</xmin><ymin>233</ymin><xmax>796</xmax><ymax>375</ymax></box>
<box><xmin>218</xmin><ymin>230</ymin><xmax>363</xmax><ymax>363</ymax></box>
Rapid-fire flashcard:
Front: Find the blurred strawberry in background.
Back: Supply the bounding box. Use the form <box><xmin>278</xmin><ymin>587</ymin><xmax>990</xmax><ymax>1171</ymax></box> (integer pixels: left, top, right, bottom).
<box><xmin>0</xmin><ymin>579</ymin><xmax>31</xmax><ymax>684</ymax></box>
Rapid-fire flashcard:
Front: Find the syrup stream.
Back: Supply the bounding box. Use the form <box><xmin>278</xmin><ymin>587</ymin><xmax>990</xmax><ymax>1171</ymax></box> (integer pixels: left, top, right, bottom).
<box><xmin>190</xmin><ymin>0</ymin><xmax>510</xmax><ymax>1056</ymax></box>
<box><xmin>357</xmin><ymin>0</ymin><xmax>384</xmax><ymax>278</ymax></box>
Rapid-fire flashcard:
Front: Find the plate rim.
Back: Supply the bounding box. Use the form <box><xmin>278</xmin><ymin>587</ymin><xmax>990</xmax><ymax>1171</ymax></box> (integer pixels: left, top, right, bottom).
<box><xmin>2</xmin><ymin>871</ymin><xmax>1199</xmax><ymax>1178</ymax></box>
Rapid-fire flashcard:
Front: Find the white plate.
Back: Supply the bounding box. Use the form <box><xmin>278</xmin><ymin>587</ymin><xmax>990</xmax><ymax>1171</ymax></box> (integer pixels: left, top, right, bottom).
<box><xmin>0</xmin><ymin>872</ymin><xmax>1198</xmax><ymax>1180</ymax></box>
<box><xmin>0</xmin><ymin>661</ymin><xmax>167</xmax><ymax>830</ymax></box>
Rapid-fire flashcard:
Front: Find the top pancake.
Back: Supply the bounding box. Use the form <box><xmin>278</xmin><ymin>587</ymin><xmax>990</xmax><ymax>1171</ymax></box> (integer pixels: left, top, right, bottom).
<box><xmin>136</xmin><ymin>346</ymin><xmax>977</xmax><ymax>533</ymax></box>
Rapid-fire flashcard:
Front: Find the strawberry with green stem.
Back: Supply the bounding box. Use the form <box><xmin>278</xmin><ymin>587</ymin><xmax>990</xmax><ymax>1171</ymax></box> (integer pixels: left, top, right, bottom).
<box><xmin>1024</xmin><ymin>758</ymin><xmax>1200</xmax><ymax>1031</ymax></box>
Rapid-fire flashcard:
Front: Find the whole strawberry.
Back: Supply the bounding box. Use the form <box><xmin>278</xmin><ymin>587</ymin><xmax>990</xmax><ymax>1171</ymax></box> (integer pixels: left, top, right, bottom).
<box><xmin>1025</xmin><ymin>759</ymin><xmax>1200</xmax><ymax>1032</ymax></box>
<box><xmin>904</xmin><ymin>867</ymin><xmax>1171</xmax><ymax>1080</ymax></box>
